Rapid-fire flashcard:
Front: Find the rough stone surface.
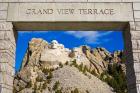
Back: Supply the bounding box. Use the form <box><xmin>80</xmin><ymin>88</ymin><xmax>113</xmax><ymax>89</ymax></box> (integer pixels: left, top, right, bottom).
<box><xmin>134</xmin><ymin>11</ymin><xmax>140</xmax><ymax>19</ymax></box>
<box><xmin>13</xmin><ymin>38</ymin><xmax>125</xmax><ymax>93</ymax></box>
<box><xmin>0</xmin><ymin>63</ymin><xmax>15</xmax><ymax>76</ymax></box>
<box><xmin>49</xmin><ymin>66</ymin><xmax>114</xmax><ymax>93</ymax></box>
<box><xmin>0</xmin><ymin>1</ymin><xmax>140</xmax><ymax>93</ymax></box>
<box><xmin>7</xmin><ymin>3</ymin><xmax>133</xmax><ymax>22</ymax></box>
<box><xmin>131</xmin><ymin>31</ymin><xmax>140</xmax><ymax>40</ymax></box>
<box><xmin>0</xmin><ymin>11</ymin><xmax>7</xmax><ymax>20</ymax></box>
<box><xmin>21</xmin><ymin>38</ymin><xmax>124</xmax><ymax>75</ymax></box>
<box><xmin>0</xmin><ymin>22</ymin><xmax>13</xmax><ymax>31</ymax></box>
<box><xmin>0</xmin><ymin>0</ymin><xmax>140</xmax><ymax>2</ymax></box>
<box><xmin>0</xmin><ymin>72</ymin><xmax>14</xmax><ymax>87</ymax></box>
<box><xmin>135</xmin><ymin>22</ymin><xmax>140</xmax><ymax>30</ymax></box>
<box><xmin>0</xmin><ymin>3</ymin><xmax>8</xmax><ymax>10</ymax></box>
<box><xmin>133</xmin><ymin>3</ymin><xmax>140</xmax><ymax>10</ymax></box>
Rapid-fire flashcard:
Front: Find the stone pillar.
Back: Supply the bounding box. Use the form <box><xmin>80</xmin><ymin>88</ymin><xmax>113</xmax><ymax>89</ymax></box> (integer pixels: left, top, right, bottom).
<box><xmin>123</xmin><ymin>22</ymin><xmax>137</xmax><ymax>93</ymax></box>
<box><xmin>0</xmin><ymin>3</ymin><xmax>16</xmax><ymax>93</ymax></box>
<box><xmin>131</xmin><ymin>25</ymin><xmax>140</xmax><ymax>93</ymax></box>
<box><xmin>123</xmin><ymin>3</ymin><xmax>140</xmax><ymax>93</ymax></box>
<box><xmin>124</xmin><ymin>3</ymin><xmax>140</xmax><ymax>93</ymax></box>
<box><xmin>128</xmin><ymin>3</ymin><xmax>140</xmax><ymax>93</ymax></box>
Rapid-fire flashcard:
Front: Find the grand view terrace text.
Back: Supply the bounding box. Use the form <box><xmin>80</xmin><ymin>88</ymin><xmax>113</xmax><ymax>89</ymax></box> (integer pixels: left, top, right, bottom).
<box><xmin>26</xmin><ymin>8</ymin><xmax>115</xmax><ymax>15</ymax></box>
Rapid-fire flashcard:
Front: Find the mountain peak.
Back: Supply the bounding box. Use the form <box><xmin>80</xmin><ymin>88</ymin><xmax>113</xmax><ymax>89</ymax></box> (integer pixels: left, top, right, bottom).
<box><xmin>14</xmin><ymin>38</ymin><xmax>125</xmax><ymax>93</ymax></box>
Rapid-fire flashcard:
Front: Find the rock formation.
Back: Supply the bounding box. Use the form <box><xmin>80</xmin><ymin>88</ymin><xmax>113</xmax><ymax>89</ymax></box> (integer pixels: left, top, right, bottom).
<box><xmin>13</xmin><ymin>38</ymin><xmax>126</xmax><ymax>93</ymax></box>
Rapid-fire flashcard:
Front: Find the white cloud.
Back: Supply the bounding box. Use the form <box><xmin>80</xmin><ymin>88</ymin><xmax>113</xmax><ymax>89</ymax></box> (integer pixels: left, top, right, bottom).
<box><xmin>65</xmin><ymin>31</ymin><xmax>113</xmax><ymax>44</ymax></box>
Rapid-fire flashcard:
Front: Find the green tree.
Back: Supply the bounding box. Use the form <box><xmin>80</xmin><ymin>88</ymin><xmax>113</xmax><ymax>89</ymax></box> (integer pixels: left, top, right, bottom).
<box><xmin>71</xmin><ymin>88</ymin><xmax>79</xmax><ymax>93</ymax></box>
<box><xmin>106</xmin><ymin>63</ymin><xmax>127</xmax><ymax>93</ymax></box>
<box><xmin>59</xmin><ymin>63</ymin><xmax>63</xmax><ymax>68</ymax></box>
<box><xmin>83</xmin><ymin>65</ymin><xmax>88</xmax><ymax>74</ymax></box>
<box><xmin>78</xmin><ymin>63</ymin><xmax>83</xmax><ymax>72</ymax></box>
<box><xmin>53</xmin><ymin>81</ymin><xmax>60</xmax><ymax>91</ymax></box>
<box><xmin>65</xmin><ymin>61</ymin><xmax>69</xmax><ymax>65</ymax></box>
<box><xmin>47</xmin><ymin>72</ymin><xmax>53</xmax><ymax>79</ymax></box>
<box><xmin>91</xmin><ymin>70</ymin><xmax>97</xmax><ymax>77</ymax></box>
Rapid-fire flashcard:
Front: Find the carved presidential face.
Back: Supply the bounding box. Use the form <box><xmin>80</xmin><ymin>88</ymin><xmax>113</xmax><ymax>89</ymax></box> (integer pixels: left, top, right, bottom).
<box><xmin>51</xmin><ymin>40</ymin><xmax>58</xmax><ymax>49</ymax></box>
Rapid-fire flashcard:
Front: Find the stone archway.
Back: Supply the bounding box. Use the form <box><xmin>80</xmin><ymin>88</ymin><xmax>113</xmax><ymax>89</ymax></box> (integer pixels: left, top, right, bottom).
<box><xmin>0</xmin><ymin>1</ymin><xmax>140</xmax><ymax>93</ymax></box>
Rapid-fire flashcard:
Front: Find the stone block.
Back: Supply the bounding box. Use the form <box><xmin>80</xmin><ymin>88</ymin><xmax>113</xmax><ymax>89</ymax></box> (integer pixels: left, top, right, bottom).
<box><xmin>0</xmin><ymin>72</ymin><xmax>14</xmax><ymax>86</ymax></box>
<box><xmin>5</xmin><ymin>30</ymin><xmax>16</xmax><ymax>43</ymax></box>
<box><xmin>137</xmin><ymin>40</ymin><xmax>140</xmax><ymax>49</ymax></box>
<box><xmin>137</xmin><ymin>84</ymin><xmax>140</xmax><ymax>93</ymax></box>
<box><xmin>131</xmin><ymin>31</ymin><xmax>140</xmax><ymax>40</ymax></box>
<box><xmin>129</xmin><ymin>21</ymin><xmax>136</xmax><ymax>30</ymax></box>
<box><xmin>0</xmin><ymin>31</ymin><xmax>5</xmax><ymax>40</ymax></box>
<box><xmin>133</xmin><ymin>3</ymin><xmax>140</xmax><ymax>10</ymax></box>
<box><xmin>137</xmin><ymin>79</ymin><xmax>140</xmax><ymax>84</ymax></box>
<box><xmin>0</xmin><ymin>3</ymin><xmax>8</xmax><ymax>10</ymax></box>
<box><xmin>132</xmin><ymin>40</ymin><xmax>138</xmax><ymax>49</ymax></box>
<box><xmin>0</xmin><ymin>63</ymin><xmax>15</xmax><ymax>76</ymax></box>
<box><xmin>134</xmin><ymin>11</ymin><xmax>140</xmax><ymax>19</ymax></box>
<box><xmin>133</xmin><ymin>49</ymin><xmax>140</xmax><ymax>53</ymax></box>
<box><xmin>133</xmin><ymin>53</ymin><xmax>140</xmax><ymax>62</ymax></box>
<box><xmin>1</xmin><ymin>0</ymin><xmax>140</xmax><ymax>2</ymax></box>
<box><xmin>19</xmin><ymin>0</ymin><xmax>47</xmax><ymax>2</ymax></box>
<box><xmin>88</xmin><ymin>0</ymin><xmax>121</xmax><ymax>2</ymax></box>
<box><xmin>0</xmin><ymin>19</ymin><xmax>7</xmax><ymax>22</ymax></box>
<box><xmin>135</xmin><ymin>22</ymin><xmax>140</xmax><ymax>30</ymax></box>
<box><xmin>134</xmin><ymin>63</ymin><xmax>140</xmax><ymax>72</ymax></box>
<box><xmin>1</xmin><ymin>83</ymin><xmax>13</xmax><ymax>89</ymax></box>
<box><xmin>0</xmin><ymin>22</ymin><xmax>13</xmax><ymax>31</ymax></box>
<box><xmin>0</xmin><ymin>40</ymin><xmax>16</xmax><ymax>53</ymax></box>
<box><xmin>0</xmin><ymin>87</ymin><xmax>13</xmax><ymax>93</ymax></box>
<box><xmin>0</xmin><ymin>52</ymin><xmax>15</xmax><ymax>67</ymax></box>
<box><xmin>0</xmin><ymin>11</ymin><xmax>7</xmax><ymax>20</ymax></box>
<box><xmin>0</xmin><ymin>0</ymin><xmax>18</xmax><ymax>2</ymax></box>
<box><xmin>123</xmin><ymin>0</ymin><xmax>140</xmax><ymax>2</ymax></box>
<box><xmin>54</xmin><ymin>0</ymin><xmax>87</xmax><ymax>2</ymax></box>
<box><xmin>135</xmin><ymin>73</ymin><xmax>140</xmax><ymax>83</ymax></box>
<box><xmin>7</xmin><ymin>3</ymin><xmax>133</xmax><ymax>22</ymax></box>
<box><xmin>135</xmin><ymin>18</ymin><xmax>140</xmax><ymax>21</ymax></box>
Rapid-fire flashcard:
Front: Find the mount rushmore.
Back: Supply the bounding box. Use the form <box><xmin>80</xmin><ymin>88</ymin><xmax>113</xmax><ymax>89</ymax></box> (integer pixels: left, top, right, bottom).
<box><xmin>13</xmin><ymin>38</ymin><xmax>126</xmax><ymax>93</ymax></box>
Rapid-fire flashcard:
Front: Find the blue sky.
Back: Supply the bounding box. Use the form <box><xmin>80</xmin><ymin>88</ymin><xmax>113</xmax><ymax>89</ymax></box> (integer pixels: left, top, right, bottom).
<box><xmin>16</xmin><ymin>31</ymin><xmax>124</xmax><ymax>72</ymax></box>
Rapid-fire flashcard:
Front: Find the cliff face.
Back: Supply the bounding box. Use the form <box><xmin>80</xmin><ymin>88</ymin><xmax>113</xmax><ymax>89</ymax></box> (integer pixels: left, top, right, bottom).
<box><xmin>14</xmin><ymin>38</ymin><xmax>126</xmax><ymax>93</ymax></box>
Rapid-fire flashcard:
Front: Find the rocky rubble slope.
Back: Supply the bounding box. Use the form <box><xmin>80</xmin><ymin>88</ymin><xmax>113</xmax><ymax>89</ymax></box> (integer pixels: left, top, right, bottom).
<box><xmin>13</xmin><ymin>38</ymin><xmax>126</xmax><ymax>93</ymax></box>
<box><xmin>47</xmin><ymin>66</ymin><xmax>114</xmax><ymax>93</ymax></box>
